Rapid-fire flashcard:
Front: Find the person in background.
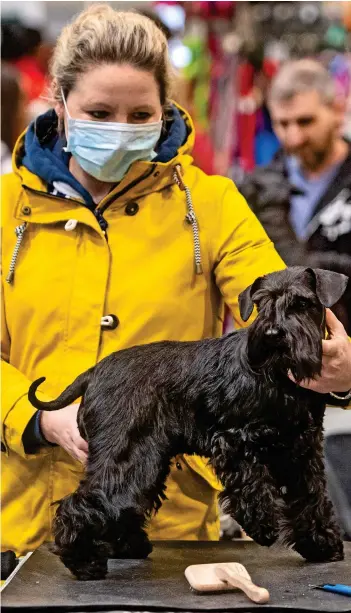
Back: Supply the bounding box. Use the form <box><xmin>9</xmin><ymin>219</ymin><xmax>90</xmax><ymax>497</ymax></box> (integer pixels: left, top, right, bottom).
<box><xmin>239</xmin><ymin>59</ymin><xmax>351</xmax><ymax>334</ymax></box>
<box><xmin>2</xmin><ymin>6</ymin><xmax>350</xmax><ymax>559</ymax></box>
<box><xmin>240</xmin><ymin>59</ymin><xmax>351</xmax><ymax>544</ymax></box>
<box><xmin>1</xmin><ymin>21</ymin><xmax>47</xmax><ymax>104</ymax></box>
<box><xmin>1</xmin><ymin>20</ymin><xmax>50</xmax><ymax>120</ymax></box>
<box><xmin>1</xmin><ymin>63</ymin><xmax>27</xmax><ymax>174</ymax></box>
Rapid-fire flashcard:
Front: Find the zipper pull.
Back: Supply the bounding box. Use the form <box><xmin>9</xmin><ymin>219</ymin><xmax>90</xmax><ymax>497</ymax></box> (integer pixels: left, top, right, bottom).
<box><xmin>6</xmin><ymin>223</ymin><xmax>28</xmax><ymax>284</ymax></box>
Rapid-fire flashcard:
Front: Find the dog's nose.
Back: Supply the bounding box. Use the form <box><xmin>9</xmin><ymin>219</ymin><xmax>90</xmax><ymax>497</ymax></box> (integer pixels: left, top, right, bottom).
<box><xmin>265</xmin><ymin>327</ymin><xmax>280</xmax><ymax>337</ymax></box>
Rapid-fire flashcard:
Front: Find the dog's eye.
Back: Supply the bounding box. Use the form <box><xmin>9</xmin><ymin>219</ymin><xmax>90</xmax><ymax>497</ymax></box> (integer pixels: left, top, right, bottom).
<box><xmin>296</xmin><ymin>298</ymin><xmax>310</xmax><ymax>309</ymax></box>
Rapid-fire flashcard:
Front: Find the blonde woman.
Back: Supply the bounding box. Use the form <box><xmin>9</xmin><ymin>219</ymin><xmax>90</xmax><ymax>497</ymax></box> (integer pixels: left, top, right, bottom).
<box><xmin>2</xmin><ymin>4</ymin><xmax>350</xmax><ymax>558</ymax></box>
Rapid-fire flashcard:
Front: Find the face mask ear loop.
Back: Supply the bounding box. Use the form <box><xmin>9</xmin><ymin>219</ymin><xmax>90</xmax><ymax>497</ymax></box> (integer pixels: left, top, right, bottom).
<box><xmin>160</xmin><ymin>112</ymin><xmax>167</xmax><ymax>137</ymax></box>
<box><xmin>60</xmin><ymin>88</ymin><xmax>71</xmax><ymax>119</ymax></box>
<box><xmin>60</xmin><ymin>88</ymin><xmax>72</xmax><ymax>152</ymax></box>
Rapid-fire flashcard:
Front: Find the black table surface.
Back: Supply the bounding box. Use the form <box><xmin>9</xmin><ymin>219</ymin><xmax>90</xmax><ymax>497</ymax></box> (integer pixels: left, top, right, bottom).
<box><xmin>2</xmin><ymin>541</ymin><xmax>351</xmax><ymax>613</ymax></box>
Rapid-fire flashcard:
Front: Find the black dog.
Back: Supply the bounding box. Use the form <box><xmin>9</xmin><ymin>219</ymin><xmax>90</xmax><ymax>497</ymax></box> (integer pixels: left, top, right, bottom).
<box><xmin>28</xmin><ymin>267</ymin><xmax>348</xmax><ymax>580</ymax></box>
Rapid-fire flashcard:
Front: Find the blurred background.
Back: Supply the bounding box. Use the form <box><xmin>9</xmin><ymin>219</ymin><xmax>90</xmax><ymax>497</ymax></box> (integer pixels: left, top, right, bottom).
<box><xmin>1</xmin><ymin>0</ymin><xmax>351</xmax><ymax>178</ymax></box>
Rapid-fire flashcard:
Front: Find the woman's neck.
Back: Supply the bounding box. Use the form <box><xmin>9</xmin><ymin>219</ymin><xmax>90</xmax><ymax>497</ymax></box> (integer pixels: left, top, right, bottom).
<box><xmin>69</xmin><ymin>157</ymin><xmax>114</xmax><ymax>204</ymax></box>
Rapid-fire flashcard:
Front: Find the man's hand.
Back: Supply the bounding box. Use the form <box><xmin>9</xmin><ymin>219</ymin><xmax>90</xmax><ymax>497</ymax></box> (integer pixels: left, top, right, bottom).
<box><xmin>288</xmin><ymin>309</ymin><xmax>351</xmax><ymax>394</ymax></box>
<box><xmin>40</xmin><ymin>403</ymin><xmax>88</xmax><ymax>464</ymax></box>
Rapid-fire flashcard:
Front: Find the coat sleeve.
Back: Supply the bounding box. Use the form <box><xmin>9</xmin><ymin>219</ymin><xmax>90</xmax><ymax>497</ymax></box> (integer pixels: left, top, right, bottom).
<box><xmin>1</xmin><ymin>282</ymin><xmax>52</xmax><ymax>458</ymax></box>
<box><xmin>212</xmin><ymin>181</ymin><xmax>286</xmax><ymax>328</ymax></box>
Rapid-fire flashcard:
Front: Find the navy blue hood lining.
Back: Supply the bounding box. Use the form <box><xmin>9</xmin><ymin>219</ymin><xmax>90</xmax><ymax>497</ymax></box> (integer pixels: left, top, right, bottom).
<box><xmin>154</xmin><ymin>105</ymin><xmax>187</xmax><ymax>163</ymax></box>
<box><xmin>22</xmin><ymin>110</ymin><xmax>95</xmax><ymax>207</ymax></box>
<box><xmin>21</xmin><ymin>105</ymin><xmax>188</xmax><ymax>209</ymax></box>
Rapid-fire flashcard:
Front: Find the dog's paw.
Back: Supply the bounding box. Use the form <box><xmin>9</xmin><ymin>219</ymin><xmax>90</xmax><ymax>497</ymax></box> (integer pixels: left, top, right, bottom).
<box><xmin>294</xmin><ymin>535</ymin><xmax>344</xmax><ymax>563</ymax></box>
<box><xmin>243</xmin><ymin>523</ymin><xmax>279</xmax><ymax>548</ymax></box>
<box><xmin>110</xmin><ymin>535</ymin><xmax>153</xmax><ymax>560</ymax></box>
<box><xmin>251</xmin><ymin>530</ymin><xmax>279</xmax><ymax>548</ymax></box>
<box><xmin>62</xmin><ymin>556</ymin><xmax>108</xmax><ymax>581</ymax></box>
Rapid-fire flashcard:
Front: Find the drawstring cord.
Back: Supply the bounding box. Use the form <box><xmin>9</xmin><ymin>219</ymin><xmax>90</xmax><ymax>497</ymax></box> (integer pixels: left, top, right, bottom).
<box><xmin>6</xmin><ymin>169</ymin><xmax>201</xmax><ymax>284</ymax></box>
<box><xmin>6</xmin><ymin>223</ymin><xmax>28</xmax><ymax>284</ymax></box>
<box><xmin>173</xmin><ymin>165</ymin><xmax>203</xmax><ymax>275</ymax></box>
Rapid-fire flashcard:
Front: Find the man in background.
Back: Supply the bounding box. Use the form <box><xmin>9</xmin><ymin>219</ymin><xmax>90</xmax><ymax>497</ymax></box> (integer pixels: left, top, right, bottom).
<box><xmin>240</xmin><ymin>58</ymin><xmax>351</xmax><ymax>334</ymax></box>
<box><xmin>240</xmin><ymin>58</ymin><xmax>351</xmax><ymax>543</ymax></box>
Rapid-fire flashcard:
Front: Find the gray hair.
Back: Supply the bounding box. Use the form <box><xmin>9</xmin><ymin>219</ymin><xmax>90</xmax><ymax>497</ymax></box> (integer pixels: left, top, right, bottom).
<box><xmin>268</xmin><ymin>59</ymin><xmax>336</xmax><ymax>106</ymax></box>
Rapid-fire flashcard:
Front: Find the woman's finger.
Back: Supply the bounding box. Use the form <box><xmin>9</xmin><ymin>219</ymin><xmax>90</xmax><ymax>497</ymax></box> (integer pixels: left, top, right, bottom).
<box><xmin>75</xmin><ymin>449</ymin><xmax>88</xmax><ymax>465</ymax></box>
<box><xmin>77</xmin><ymin>438</ymin><xmax>89</xmax><ymax>452</ymax></box>
<box><xmin>325</xmin><ymin>308</ymin><xmax>348</xmax><ymax>339</ymax></box>
<box><xmin>72</xmin><ymin>428</ymin><xmax>89</xmax><ymax>452</ymax></box>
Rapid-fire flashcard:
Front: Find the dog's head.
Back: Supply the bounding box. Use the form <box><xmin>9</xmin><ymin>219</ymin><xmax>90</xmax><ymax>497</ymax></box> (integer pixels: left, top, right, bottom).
<box><xmin>238</xmin><ymin>267</ymin><xmax>348</xmax><ymax>382</ymax></box>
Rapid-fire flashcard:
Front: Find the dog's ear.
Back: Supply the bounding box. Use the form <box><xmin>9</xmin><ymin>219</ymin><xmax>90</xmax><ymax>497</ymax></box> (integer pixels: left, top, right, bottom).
<box><xmin>239</xmin><ymin>277</ymin><xmax>262</xmax><ymax>322</ymax></box>
<box><xmin>307</xmin><ymin>268</ymin><xmax>349</xmax><ymax>307</ymax></box>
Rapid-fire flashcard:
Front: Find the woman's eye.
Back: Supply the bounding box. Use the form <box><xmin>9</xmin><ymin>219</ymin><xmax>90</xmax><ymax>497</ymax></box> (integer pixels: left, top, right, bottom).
<box><xmin>132</xmin><ymin>112</ymin><xmax>151</xmax><ymax>122</ymax></box>
<box><xmin>88</xmin><ymin>111</ymin><xmax>109</xmax><ymax>120</ymax></box>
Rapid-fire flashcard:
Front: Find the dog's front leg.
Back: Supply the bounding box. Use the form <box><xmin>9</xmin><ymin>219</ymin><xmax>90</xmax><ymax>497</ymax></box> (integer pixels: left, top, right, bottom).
<box><xmin>280</xmin><ymin>435</ymin><xmax>344</xmax><ymax>562</ymax></box>
<box><xmin>106</xmin><ymin>510</ymin><xmax>152</xmax><ymax>560</ymax></box>
<box><xmin>212</xmin><ymin>433</ymin><xmax>281</xmax><ymax>547</ymax></box>
<box><xmin>52</xmin><ymin>488</ymin><xmax>111</xmax><ymax>581</ymax></box>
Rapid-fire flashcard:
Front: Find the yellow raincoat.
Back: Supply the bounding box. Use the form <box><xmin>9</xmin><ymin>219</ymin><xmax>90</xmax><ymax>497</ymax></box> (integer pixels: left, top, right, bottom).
<box><xmin>1</xmin><ymin>105</ymin><xmax>285</xmax><ymax>556</ymax></box>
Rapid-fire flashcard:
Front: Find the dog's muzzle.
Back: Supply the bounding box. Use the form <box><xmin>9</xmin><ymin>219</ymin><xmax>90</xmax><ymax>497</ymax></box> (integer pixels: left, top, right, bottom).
<box><xmin>264</xmin><ymin>327</ymin><xmax>284</xmax><ymax>343</ymax></box>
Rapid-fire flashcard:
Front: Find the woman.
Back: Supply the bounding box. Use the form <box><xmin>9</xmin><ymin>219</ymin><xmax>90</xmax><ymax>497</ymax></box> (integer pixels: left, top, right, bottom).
<box><xmin>2</xmin><ymin>5</ymin><xmax>350</xmax><ymax>557</ymax></box>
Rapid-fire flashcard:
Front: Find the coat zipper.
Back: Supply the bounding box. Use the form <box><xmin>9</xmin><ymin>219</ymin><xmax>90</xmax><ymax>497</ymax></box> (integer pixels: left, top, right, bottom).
<box><xmin>98</xmin><ymin>164</ymin><xmax>157</xmax><ymax>214</ymax></box>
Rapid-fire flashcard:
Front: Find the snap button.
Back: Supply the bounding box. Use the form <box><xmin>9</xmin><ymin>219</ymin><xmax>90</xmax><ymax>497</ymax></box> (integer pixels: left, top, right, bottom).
<box><xmin>65</xmin><ymin>219</ymin><xmax>78</xmax><ymax>231</ymax></box>
<box><xmin>21</xmin><ymin>206</ymin><xmax>31</xmax><ymax>216</ymax></box>
<box><xmin>125</xmin><ymin>202</ymin><xmax>139</xmax><ymax>216</ymax></box>
<box><xmin>100</xmin><ymin>314</ymin><xmax>119</xmax><ymax>330</ymax></box>
<box><xmin>154</xmin><ymin>171</ymin><xmax>160</xmax><ymax>177</ymax></box>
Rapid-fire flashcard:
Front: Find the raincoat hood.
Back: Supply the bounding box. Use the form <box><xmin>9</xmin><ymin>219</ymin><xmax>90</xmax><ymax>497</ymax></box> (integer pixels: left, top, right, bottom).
<box><xmin>16</xmin><ymin>103</ymin><xmax>192</xmax><ymax>206</ymax></box>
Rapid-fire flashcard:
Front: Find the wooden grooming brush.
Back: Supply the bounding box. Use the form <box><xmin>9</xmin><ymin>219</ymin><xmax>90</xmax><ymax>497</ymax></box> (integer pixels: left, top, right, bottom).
<box><xmin>185</xmin><ymin>562</ymin><xmax>270</xmax><ymax>604</ymax></box>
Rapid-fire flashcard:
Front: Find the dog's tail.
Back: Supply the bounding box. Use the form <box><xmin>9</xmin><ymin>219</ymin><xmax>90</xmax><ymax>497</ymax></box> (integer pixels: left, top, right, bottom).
<box><xmin>28</xmin><ymin>368</ymin><xmax>94</xmax><ymax>411</ymax></box>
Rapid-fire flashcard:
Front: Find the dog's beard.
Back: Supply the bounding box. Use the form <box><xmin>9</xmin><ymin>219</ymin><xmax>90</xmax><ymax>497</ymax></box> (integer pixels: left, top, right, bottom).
<box><xmin>246</xmin><ymin>325</ymin><xmax>283</xmax><ymax>379</ymax></box>
<box><xmin>283</xmin><ymin>325</ymin><xmax>322</xmax><ymax>383</ymax></box>
<box><xmin>247</xmin><ymin>319</ymin><xmax>322</xmax><ymax>383</ymax></box>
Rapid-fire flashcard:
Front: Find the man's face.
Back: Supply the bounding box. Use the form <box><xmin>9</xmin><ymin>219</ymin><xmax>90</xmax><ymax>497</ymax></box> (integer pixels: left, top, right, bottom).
<box><xmin>270</xmin><ymin>90</ymin><xmax>343</xmax><ymax>172</ymax></box>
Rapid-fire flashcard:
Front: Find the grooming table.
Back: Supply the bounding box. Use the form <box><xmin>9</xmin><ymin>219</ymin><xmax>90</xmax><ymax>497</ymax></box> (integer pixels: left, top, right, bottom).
<box><xmin>2</xmin><ymin>541</ymin><xmax>351</xmax><ymax>612</ymax></box>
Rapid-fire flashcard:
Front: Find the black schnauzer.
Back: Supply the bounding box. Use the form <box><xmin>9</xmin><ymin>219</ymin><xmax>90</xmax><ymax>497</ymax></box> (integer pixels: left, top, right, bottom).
<box><xmin>28</xmin><ymin>267</ymin><xmax>348</xmax><ymax>580</ymax></box>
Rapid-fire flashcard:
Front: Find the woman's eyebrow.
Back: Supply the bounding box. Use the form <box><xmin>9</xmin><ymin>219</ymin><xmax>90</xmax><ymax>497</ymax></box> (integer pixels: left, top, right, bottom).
<box><xmin>83</xmin><ymin>100</ymin><xmax>115</xmax><ymax>109</ymax></box>
<box><xmin>131</xmin><ymin>104</ymin><xmax>156</xmax><ymax>112</ymax></box>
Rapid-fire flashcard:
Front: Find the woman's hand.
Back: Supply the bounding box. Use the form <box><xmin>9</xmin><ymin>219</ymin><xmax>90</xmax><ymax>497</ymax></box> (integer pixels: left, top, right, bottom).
<box><xmin>289</xmin><ymin>309</ymin><xmax>351</xmax><ymax>394</ymax></box>
<box><xmin>40</xmin><ymin>403</ymin><xmax>88</xmax><ymax>464</ymax></box>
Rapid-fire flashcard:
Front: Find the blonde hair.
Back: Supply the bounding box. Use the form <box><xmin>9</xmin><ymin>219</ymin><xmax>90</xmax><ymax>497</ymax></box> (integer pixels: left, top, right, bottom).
<box><xmin>50</xmin><ymin>3</ymin><xmax>173</xmax><ymax>106</ymax></box>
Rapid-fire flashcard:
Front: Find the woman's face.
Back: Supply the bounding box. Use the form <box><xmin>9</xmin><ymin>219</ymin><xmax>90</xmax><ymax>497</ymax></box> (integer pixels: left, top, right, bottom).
<box><xmin>56</xmin><ymin>63</ymin><xmax>162</xmax><ymax>126</ymax></box>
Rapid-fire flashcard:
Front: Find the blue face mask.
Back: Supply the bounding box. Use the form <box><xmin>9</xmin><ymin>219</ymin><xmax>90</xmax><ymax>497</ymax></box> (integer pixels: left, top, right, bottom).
<box><xmin>61</xmin><ymin>91</ymin><xmax>163</xmax><ymax>182</ymax></box>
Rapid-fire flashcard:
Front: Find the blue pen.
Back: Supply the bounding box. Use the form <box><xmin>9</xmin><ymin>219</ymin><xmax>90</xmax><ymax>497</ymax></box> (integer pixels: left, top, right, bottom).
<box><xmin>314</xmin><ymin>584</ymin><xmax>351</xmax><ymax>597</ymax></box>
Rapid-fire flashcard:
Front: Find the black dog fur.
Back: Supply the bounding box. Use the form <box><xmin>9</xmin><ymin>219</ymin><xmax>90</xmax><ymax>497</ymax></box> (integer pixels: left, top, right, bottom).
<box><xmin>28</xmin><ymin>267</ymin><xmax>348</xmax><ymax>580</ymax></box>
